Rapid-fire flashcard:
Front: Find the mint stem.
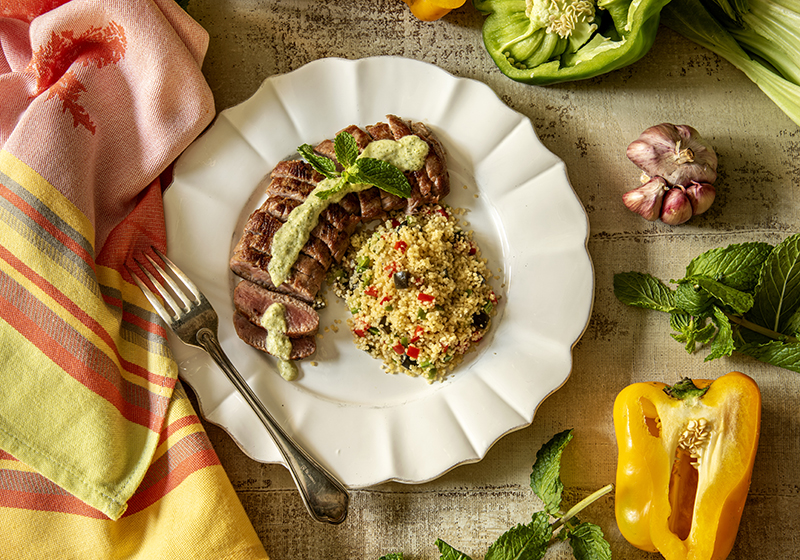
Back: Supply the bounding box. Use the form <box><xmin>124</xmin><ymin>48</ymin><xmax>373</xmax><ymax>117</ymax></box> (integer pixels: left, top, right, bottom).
<box><xmin>723</xmin><ymin>311</ymin><xmax>799</xmax><ymax>343</ymax></box>
<box><xmin>551</xmin><ymin>484</ymin><xmax>614</xmax><ymax>534</ymax></box>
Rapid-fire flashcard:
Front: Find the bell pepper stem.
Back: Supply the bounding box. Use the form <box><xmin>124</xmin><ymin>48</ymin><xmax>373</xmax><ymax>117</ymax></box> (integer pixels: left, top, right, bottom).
<box><xmin>551</xmin><ymin>483</ymin><xmax>614</xmax><ymax>534</ymax></box>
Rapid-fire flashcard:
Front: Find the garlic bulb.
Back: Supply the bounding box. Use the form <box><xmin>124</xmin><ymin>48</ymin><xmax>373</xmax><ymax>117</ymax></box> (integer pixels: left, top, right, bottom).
<box><xmin>622</xmin><ymin>177</ymin><xmax>669</xmax><ymax>221</ymax></box>
<box><xmin>626</xmin><ymin>124</ymin><xmax>718</xmax><ymax>187</ymax></box>
<box><xmin>660</xmin><ymin>187</ymin><xmax>693</xmax><ymax>225</ymax></box>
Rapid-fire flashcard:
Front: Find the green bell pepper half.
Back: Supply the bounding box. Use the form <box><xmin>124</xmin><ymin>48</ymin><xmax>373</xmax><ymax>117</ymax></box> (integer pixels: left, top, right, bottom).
<box><xmin>473</xmin><ymin>0</ymin><xmax>672</xmax><ymax>85</ymax></box>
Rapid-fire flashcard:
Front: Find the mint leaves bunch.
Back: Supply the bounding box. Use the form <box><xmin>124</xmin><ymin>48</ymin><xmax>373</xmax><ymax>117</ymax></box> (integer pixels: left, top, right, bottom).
<box><xmin>380</xmin><ymin>429</ymin><xmax>612</xmax><ymax>560</ymax></box>
<box><xmin>614</xmin><ymin>233</ymin><xmax>800</xmax><ymax>370</ymax></box>
<box><xmin>297</xmin><ymin>131</ymin><xmax>412</xmax><ymax>200</ymax></box>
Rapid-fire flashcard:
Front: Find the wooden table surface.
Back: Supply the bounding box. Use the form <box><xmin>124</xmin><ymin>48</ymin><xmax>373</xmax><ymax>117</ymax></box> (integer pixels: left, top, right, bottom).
<box><xmin>180</xmin><ymin>1</ymin><xmax>800</xmax><ymax>558</ymax></box>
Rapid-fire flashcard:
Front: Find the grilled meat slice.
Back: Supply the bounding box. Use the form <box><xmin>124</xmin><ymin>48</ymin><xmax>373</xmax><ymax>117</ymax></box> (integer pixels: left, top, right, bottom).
<box><xmin>309</xmin><ymin>219</ymin><xmax>351</xmax><ymax>263</ymax></box>
<box><xmin>381</xmin><ymin>115</ymin><xmax>450</xmax><ymax>213</ymax></box>
<box><xmin>270</xmin><ymin>159</ymin><xmax>324</xmax><ymax>184</ymax></box>
<box><xmin>365</xmin><ymin>121</ymin><xmax>393</xmax><ymax>140</ymax></box>
<box><xmin>338</xmin><ymin>192</ymin><xmax>361</xmax><ymax>215</ymax></box>
<box><xmin>314</xmin><ymin>124</ymin><xmax>373</xmax><ymax>166</ymax></box>
<box><xmin>265</xmin><ymin>175</ymin><xmax>316</xmax><ymax>202</ymax></box>
<box><xmin>234</xmin><ymin>280</ymin><xmax>319</xmax><ymax>337</ymax></box>
<box><xmin>378</xmin><ymin>189</ymin><xmax>407</xmax><ymax>212</ymax></box>
<box><xmin>356</xmin><ymin>187</ymin><xmax>386</xmax><ymax>221</ymax></box>
<box><xmin>412</xmin><ymin>120</ymin><xmax>450</xmax><ymax>203</ymax></box>
<box><xmin>258</xmin><ymin>195</ymin><xmax>356</xmax><ymax>267</ymax></box>
<box><xmin>386</xmin><ymin>114</ymin><xmax>413</xmax><ymax>138</ymax></box>
<box><xmin>319</xmin><ymin>200</ymin><xmax>361</xmax><ymax>233</ymax></box>
<box><xmin>233</xmin><ymin>312</ymin><xmax>316</xmax><ymax>359</ymax></box>
<box><xmin>246</xmin><ymin>205</ymin><xmax>334</xmax><ymax>270</ymax></box>
<box><xmin>229</xmin><ymin>243</ymin><xmax>324</xmax><ymax>303</ymax></box>
<box><xmin>365</xmin><ymin>116</ymin><xmax>450</xmax><ymax>212</ymax></box>
<box><xmin>262</xmin><ymin>195</ymin><xmax>301</xmax><ymax>222</ymax></box>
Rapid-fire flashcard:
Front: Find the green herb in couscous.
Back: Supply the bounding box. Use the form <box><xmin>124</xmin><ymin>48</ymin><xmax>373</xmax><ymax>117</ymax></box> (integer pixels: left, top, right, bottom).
<box><xmin>332</xmin><ymin>204</ymin><xmax>498</xmax><ymax>382</ymax></box>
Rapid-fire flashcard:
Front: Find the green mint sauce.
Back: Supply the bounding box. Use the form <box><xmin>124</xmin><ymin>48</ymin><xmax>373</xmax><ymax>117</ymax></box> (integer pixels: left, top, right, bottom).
<box><xmin>259</xmin><ymin>302</ymin><xmax>298</xmax><ymax>380</ymax></box>
<box><xmin>267</xmin><ymin>135</ymin><xmax>429</xmax><ymax>287</ymax></box>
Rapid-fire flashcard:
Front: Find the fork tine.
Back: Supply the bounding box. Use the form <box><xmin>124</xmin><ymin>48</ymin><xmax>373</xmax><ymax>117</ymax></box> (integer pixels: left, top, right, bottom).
<box><xmin>144</xmin><ymin>253</ymin><xmax>195</xmax><ymax>309</ymax></box>
<box><xmin>153</xmin><ymin>248</ymin><xmax>202</xmax><ymax>301</ymax></box>
<box><xmin>134</xmin><ymin>257</ymin><xmax>186</xmax><ymax>318</ymax></box>
<box><xmin>127</xmin><ymin>267</ymin><xmax>174</xmax><ymax>325</ymax></box>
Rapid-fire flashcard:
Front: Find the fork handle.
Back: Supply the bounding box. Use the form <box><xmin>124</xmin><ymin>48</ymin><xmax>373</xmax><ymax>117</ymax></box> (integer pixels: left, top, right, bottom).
<box><xmin>195</xmin><ymin>327</ymin><xmax>349</xmax><ymax>524</ymax></box>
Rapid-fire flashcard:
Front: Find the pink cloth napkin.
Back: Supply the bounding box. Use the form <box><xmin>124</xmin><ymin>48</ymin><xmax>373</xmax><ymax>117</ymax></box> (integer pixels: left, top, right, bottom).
<box><xmin>2</xmin><ymin>0</ymin><xmax>211</xmax><ymax>249</ymax></box>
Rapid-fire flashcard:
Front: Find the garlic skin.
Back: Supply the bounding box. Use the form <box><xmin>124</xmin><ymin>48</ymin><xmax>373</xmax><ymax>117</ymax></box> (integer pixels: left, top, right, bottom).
<box><xmin>627</xmin><ymin>124</ymin><xmax>718</xmax><ymax>187</ymax></box>
<box><xmin>684</xmin><ymin>181</ymin><xmax>716</xmax><ymax>215</ymax></box>
<box><xmin>622</xmin><ymin>176</ymin><xmax>668</xmax><ymax>221</ymax></box>
<box><xmin>660</xmin><ymin>187</ymin><xmax>693</xmax><ymax>225</ymax></box>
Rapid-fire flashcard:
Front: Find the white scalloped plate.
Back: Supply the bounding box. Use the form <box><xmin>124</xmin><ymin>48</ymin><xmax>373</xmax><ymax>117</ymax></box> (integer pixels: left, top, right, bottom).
<box><xmin>164</xmin><ymin>56</ymin><xmax>593</xmax><ymax>487</ymax></box>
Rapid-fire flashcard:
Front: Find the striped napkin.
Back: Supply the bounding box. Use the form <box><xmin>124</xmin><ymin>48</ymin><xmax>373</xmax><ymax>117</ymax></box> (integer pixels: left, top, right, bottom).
<box><xmin>0</xmin><ymin>1</ymin><xmax>268</xmax><ymax>557</ymax></box>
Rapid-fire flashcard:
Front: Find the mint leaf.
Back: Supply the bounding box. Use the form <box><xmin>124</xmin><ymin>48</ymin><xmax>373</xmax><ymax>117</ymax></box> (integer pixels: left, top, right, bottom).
<box><xmin>297</xmin><ymin>143</ymin><xmax>338</xmax><ymax>178</ymax></box>
<box><xmin>485</xmin><ymin>511</ymin><xmax>551</xmax><ymax>560</ymax></box>
<box><xmin>567</xmin><ymin>522</ymin><xmax>612</xmax><ymax>560</ymax></box>
<box><xmin>690</xmin><ymin>276</ymin><xmax>754</xmax><ymax>315</ymax></box>
<box><xmin>748</xmin><ymin>233</ymin><xmax>800</xmax><ymax>334</ymax></box>
<box><xmin>351</xmin><ymin>158</ymin><xmax>412</xmax><ymax>198</ymax></box>
<box><xmin>530</xmin><ymin>429</ymin><xmax>572</xmax><ymax>515</ymax></box>
<box><xmin>674</xmin><ymin>281</ymin><xmax>713</xmax><ymax>316</ymax></box>
<box><xmin>613</xmin><ymin>272</ymin><xmax>678</xmax><ymax>313</ymax></box>
<box><xmin>737</xmin><ymin>340</ymin><xmax>800</xmax><ymax>373</ymax></box>
<box><xmin>335</xmin><ymin>131</ymin><xmax>359</xmax><ymax>168</ymax></box>
<box><xmin>435</xmin><ymin>539</ymin><xmax>473</xmax><ymax>560</ymax></box>
<box><xmin>706</xmin><ymin>306</ymin><xmax>735</xmax><ymax>361</ymax></box>
<box><xmin>379</xmin><ymin>555</ymin><xmax>403</xmax><ymax>560</ymax></box>
<box><xmin>685</xmin><ymin>242</ymin><xmax>773</xmax><ymax>292</ymax></box>
<box><xmin>670</xmin><ymin>313</ymin><xmax>717</xmax><ymax>353</ymax></box>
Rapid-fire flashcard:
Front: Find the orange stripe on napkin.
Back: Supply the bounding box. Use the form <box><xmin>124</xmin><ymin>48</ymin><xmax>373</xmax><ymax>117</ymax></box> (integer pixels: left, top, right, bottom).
<box><xmin>0</xmin><ymin>179</ymin><xmax>95</xmax><ymax>267</ymax></box>
<box><xmin>0</xmin><ymin>470</ymin><xmax>109</xmax><ymax>519</ymax></box>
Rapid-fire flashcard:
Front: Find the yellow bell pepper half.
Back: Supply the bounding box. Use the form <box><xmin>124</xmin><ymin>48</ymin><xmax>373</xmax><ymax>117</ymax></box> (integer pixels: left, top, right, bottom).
<box><xmin>613</xmin><ymin>371</ymin><xmax>761</xmax><ymax>560</ymax></box>
<box><xmin>402</xmin><ymin>0</ymin><xmax>466</xmax><ymax>21</ymax></box>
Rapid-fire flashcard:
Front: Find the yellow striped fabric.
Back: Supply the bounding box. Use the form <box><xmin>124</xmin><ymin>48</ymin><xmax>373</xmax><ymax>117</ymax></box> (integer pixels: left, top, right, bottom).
<box><xmin>0</xmin><ymin>150</ymin><xmax>176</xmax><ymax>519</ymax></box>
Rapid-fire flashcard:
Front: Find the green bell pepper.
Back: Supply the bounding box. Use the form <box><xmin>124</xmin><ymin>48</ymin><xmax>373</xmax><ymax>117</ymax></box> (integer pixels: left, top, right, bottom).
<box><xmin>473</xmin><ymin>0</ymin><xmax>672</xmax><ymax>85</ymax></box>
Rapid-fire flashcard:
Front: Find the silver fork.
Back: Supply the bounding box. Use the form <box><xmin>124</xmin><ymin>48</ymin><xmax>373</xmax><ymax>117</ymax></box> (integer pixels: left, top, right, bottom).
<box><xmin>128</xmin><ymin>248</ymin><xmax>349</xmax><ymax>524</ymax></box>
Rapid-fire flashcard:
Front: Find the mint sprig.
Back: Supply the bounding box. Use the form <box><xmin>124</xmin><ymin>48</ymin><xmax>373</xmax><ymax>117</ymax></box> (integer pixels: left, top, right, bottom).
<box><xmin>384</xmin><ymin>430</ymin><xmax>612</xmax><ymax>560</ymax></box>
<box><xmin>298</xmin><ymin>131</ymin><xmax>412</xmax><ymax>201</ymax></box>
<box><xmin>614</xmin><ymin>235</ymin><xmax>800</xmax><ymax>370</ymax></box>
